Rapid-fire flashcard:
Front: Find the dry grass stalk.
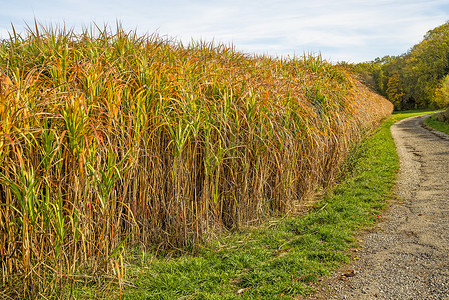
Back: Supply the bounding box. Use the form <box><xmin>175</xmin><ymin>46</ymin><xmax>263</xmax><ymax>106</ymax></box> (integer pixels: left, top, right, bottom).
<box><xmin>0</xmin><ymin>23</ymin><xmax>393</xmax><ymax>297</ymax></box>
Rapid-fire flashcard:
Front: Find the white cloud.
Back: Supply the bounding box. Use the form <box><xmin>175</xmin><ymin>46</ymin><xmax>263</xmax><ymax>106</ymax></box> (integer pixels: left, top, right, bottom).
<box><xmin>0</xmin><ymin>0</ymin><xmax>448</xmax><ymax>62</ymax></box>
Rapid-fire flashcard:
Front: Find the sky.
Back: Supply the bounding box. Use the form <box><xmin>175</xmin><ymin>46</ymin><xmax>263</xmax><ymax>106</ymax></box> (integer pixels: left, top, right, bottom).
<box><xmin>1</xmin><ymin>0</ymin><xmax>448</xmax><ymax>63</ymax></box>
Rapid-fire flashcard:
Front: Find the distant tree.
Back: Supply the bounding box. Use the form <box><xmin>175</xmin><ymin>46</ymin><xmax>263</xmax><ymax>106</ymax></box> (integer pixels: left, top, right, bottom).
<box><xmin>350</xmin><ymin>21</ymin><xmax>449</xmax><ymax>110</ymax></box>
<box><xmin>351</xmin><ymin>55</ymin><xmax>396</xmax><ymax>97</ymax></box>
<box><xmin>402</xmin><ymin>22</ymin><xmax>449</xmax><ymax>107</ymax></box>
<box><xmin>386</xmin><ymin>72</ymin><xmax>405</xmax><ymax>109</ymax></box>
<box><xmin>434</xmin><ymin>74</ymin><xmax>449</xmax><ymax>108</ymax></box>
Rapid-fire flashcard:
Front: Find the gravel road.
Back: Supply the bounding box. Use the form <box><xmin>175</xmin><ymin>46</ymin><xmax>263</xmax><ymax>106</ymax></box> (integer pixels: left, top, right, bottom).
<box><xmin>303</xmin><ymin>115</ymin><xmax>449</xmax><ymax>300</ymax></box>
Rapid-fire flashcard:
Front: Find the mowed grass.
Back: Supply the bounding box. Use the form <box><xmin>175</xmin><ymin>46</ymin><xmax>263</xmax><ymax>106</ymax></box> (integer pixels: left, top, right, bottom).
<box><xmin>68</xmin><ymin>111</ymin><xmax>430</xmax><ymax>299</ymax></box>
<box><xmin>424</xmin><ymin>112</ymin><xmax>449</xmax><ymax>135</ymax></box>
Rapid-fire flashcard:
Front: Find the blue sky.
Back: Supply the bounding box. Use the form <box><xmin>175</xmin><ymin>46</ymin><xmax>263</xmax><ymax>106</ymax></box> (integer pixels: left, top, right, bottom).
<box><xmin>1</xmin><ymin>0</ymin><xmax>448</xmax><ymax>62</ymax></box>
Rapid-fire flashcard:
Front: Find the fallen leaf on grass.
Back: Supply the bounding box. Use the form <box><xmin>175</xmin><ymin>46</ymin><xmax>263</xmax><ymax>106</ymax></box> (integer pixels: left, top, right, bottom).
<box><xmin>292</xmin><ymin>274</ymin><xmax>308</xmax><ymax>282</ymax></box>
<box><xmin>275</xmin><ymin>248</ymin><xmax>291</xmax><ymax>254</ymax></box>
<box><xmin>236</xmin><ymin>287</ymin><xmax>251</xmax><ymax>295</ymax></box>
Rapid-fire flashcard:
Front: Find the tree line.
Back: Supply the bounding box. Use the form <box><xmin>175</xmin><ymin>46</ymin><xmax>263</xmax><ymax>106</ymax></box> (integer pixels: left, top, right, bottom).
<box><xmin>350</xmin><ymin>21</ymin><xmax>449</xmax><ymax>111</ymax></box>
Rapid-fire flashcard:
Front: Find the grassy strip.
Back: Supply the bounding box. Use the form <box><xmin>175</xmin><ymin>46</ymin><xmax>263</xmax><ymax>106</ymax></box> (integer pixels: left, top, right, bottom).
<box><xmin>71</xmin><ymin>111</ymin><xmax>428</xmax><ymax>299</ymax></box>
<box><xmin>424</xmin><ymin>113</ymin><xmax>449</xmax><ymax>135</ymax></box>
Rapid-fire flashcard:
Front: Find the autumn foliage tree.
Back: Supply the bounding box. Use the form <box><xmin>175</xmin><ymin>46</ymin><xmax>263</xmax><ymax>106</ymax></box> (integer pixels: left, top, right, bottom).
<box><xmin>434</xmin><ymin>74</ymin><xmax>449</xmax><ymax>108</ymax></box>
<box><xmin>386</xmin><ymin>72</ymin><xmax>405</xmax><ymax>109</ymax></box>
<box><xmin>352</xmin><ymin>21</ymin><xmax>449</xmax><ymax>110</ymax></box>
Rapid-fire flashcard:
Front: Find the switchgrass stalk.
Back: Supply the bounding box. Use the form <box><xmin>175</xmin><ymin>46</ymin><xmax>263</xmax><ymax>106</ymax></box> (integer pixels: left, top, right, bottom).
<box><xmin>0</xmin><ymin>23</ymin><xmax>393</xmax><ymax>298</ymax></box>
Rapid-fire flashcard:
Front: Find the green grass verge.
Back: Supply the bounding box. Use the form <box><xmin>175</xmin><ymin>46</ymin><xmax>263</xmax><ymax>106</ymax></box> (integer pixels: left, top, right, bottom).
<box><xmin>71</xmin><ymin>110</ymin><xmax>432</xmax><ymax>300</ymax></box>
<box><xmin>424</xmin><ymin>113</ymin><xmax>449</xmax><ymax>135</ymax></box>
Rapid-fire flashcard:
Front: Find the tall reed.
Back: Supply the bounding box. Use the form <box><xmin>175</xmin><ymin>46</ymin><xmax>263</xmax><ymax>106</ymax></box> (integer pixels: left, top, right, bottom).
<box><xmin>0</xmin><ymin>23</ymin><xmax>393</xmax><ymax>297</ymax></box>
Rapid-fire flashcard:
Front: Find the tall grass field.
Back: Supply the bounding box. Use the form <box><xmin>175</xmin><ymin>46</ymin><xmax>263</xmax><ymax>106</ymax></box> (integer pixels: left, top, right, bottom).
<box><xmin>0</xmin><ymin>24</ymin><xmax>392</xmax><ymax>298</ymax></box>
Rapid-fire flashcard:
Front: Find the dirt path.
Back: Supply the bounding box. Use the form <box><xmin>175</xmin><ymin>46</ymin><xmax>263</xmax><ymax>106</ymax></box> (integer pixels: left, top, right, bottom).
<box><xmin>304</xmin><ymin>115</ymin><xmax>449</xmax><ymax>299</ymax></box>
